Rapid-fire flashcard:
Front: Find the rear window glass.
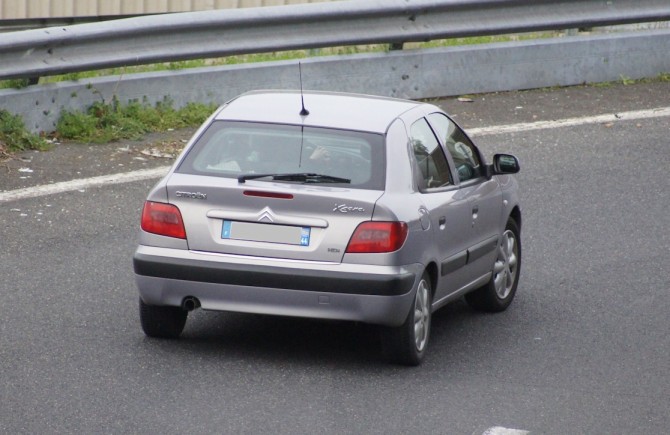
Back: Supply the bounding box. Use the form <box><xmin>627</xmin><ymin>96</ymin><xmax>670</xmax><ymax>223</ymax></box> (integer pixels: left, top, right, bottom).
<box><xmin>176</xmin><ymin>121</ymin><xmax>385</xmax><ymax>189</ymax></box>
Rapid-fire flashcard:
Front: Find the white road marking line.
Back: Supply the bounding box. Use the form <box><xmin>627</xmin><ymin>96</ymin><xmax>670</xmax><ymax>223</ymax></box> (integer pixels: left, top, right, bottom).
<box><xmin>0</xmin><ymin>166</ymin><xmax>170</xmax><ymax>204</ymax></box>
<box><xmin>468</xmin><ymin>106</ymin><xmax>670</xmax><ymax>136</ymax></box>
<box><xmin>1</xmin><ymin>106</ymin><xmax>669</xmax><ymax>204</ymax></box>
<box><xmin>482</xmin><ymin>427</ymin><xmax>530</xmax><ymax>435</ymax></box>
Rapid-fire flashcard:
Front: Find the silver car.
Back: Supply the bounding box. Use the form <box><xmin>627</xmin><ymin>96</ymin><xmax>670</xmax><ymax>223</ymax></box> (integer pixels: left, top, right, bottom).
<box><xmin>134</xmin><ymin>90</ymin><xmax>521</xmax><ymax>365</ymax></box>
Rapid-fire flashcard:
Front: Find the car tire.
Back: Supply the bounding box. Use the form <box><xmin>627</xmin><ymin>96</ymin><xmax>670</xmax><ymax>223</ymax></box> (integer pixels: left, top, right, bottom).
<box><xmin>139</xmin><ymin>298</ymin><xmax>187</xmax><ymax>338</ymax></box>
<box><xmin>381</xmin><ymin>272</ymin><xmax>432</xmax><ymax>366</ymax></box>
<box><xmin>465</xmin><ymin>217</ymin><xmax>521</xmax><ymax>312</ymax></box>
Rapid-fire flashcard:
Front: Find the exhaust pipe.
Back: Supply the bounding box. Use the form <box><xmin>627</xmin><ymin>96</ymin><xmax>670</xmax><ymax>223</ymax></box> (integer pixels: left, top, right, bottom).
<box><xmin>181</xmin><ymin>296</ymin><xmax>200</xmax><ymax>312</ymax></box>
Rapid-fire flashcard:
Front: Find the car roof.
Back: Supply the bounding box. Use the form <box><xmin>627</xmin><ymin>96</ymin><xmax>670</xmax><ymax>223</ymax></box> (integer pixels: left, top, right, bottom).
<box><xmin>215</xmin><ymin>90</ymin><xmax>424</xmax><ymax>133</ymax></box>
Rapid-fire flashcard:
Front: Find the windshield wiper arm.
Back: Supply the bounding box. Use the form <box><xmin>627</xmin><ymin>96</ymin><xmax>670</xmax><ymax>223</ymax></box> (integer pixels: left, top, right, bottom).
<box><xmin>273</xmin><ymin>173</ymin><xmax>351</xmax><ymax>183</ymax></box>
<box><xmin>238</xmin><ymin>173</ymin><xmax>275</xmax><ymax>183</ymax></box>
<box><xmin>238</xmin><ymin>172</ymin><xmax>350</xmax><ymax>184</ymax></box>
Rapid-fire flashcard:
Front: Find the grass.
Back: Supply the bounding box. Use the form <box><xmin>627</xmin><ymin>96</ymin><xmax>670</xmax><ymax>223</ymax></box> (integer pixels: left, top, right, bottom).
<box><xmin>0</xmin><ymin>96</ymin><xmax>214</xmax><ymax>156</ymax></box>
<box><xmin>0</xmin><ymin>110</ymin><xmax>50</xmax><ymax>154</ymax></box>
<box><xmin>54</xmin><ymin>96</ymin><xmax>216</xmax><ymax>143</ymax></box>
<box><xmin>0</xmin><ymin>79</ymin><xmax>33</xmax><ymax>90</ymax></box>
<box><xmin>591</xmin><ymin>72</ymin><xmax>670</xmax><ymax>88</ymax></box>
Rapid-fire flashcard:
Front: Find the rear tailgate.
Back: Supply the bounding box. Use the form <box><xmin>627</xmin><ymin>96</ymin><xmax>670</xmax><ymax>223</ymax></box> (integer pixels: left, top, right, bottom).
<box><xmin>166</xmin><ymin>173</ymin><xmax>383</xmax><ymax>263</ymax></box>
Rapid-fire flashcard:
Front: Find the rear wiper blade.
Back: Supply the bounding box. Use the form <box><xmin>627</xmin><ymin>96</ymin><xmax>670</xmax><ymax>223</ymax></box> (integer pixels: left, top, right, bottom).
<box><xmin>238</xmin><ymin>173</ymin><xmax>275</xmax><ymax>183</ymax></box>
<box><xmin>238</xmin><ymin>173</ymin><xmax>350</xmax><ymax>184</ymax></box>
<box><xmin>274</xmin><ymin>173</ymin><xmax>351</xmax><ymax>184</ymax></box>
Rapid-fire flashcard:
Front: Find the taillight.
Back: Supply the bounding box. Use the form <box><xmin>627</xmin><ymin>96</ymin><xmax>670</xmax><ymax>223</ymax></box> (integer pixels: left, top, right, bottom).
<box><xmin>345</xmin><ymin>221</ymin><xmax>408</xmax><ymax>253</ymax></box>
<box><xmin>141</xmin><ymin>201</ymin><xmax>186</xmax><ymax>239</ymax></box>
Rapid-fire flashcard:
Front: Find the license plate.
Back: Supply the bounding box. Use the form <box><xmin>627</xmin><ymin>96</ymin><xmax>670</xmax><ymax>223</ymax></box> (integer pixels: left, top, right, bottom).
<box><xmin>222</xmin><ymin>220</ymin><xmax>310</xmax><ymax>246</ymax></box>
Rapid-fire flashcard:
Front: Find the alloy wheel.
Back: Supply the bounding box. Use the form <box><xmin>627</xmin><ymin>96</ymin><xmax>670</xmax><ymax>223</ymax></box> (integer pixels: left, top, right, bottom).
<box><xmin>493</xmin><ymin>229</ymin><xmax>519</xmax><ymax>299</ymax></box>
<box><xmin>414</xmin><ymin>279</ymin><xmax>430</xmax><ymax>352</ymax></box>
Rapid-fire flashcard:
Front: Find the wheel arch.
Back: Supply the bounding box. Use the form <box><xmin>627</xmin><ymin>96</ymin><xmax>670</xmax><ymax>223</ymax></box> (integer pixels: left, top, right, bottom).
<box><xmin>509</xmin><ymin>205</ymin><xmax>522</xmax><ymax>230</ymax></box>
<box><xmin>424</xmin><ymin>261</ymin><xmax>439</xmax><ymax>299</ymax></box>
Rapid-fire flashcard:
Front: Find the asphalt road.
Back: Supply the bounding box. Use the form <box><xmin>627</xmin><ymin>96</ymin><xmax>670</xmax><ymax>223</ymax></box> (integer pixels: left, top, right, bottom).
<box><xmin>1</xmin><ymin>82</ymin><xmax>669</xmax><ymax>434</ymax></box>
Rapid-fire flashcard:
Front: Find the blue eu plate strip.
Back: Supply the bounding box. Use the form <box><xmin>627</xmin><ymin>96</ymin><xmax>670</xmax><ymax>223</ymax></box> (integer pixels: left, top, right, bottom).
<box><xmin>300</xmin><ymin>227</ymin><xmax>311</xmax><ymax>246</ymax></box>
<box><xmin>222</xmin><ymin>220</ymin><xmax>232</xmax><ymax>239</ymax></box>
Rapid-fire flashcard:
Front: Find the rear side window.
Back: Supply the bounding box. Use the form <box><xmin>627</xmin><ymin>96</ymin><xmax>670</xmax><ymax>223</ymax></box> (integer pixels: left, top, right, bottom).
<box><xmin>176</xmin><ymin>121</ymin><xmax>386</xmax><ymax>189</ymax></box>
<box><xmin>410</xmin><ymin>118</ymin><xmax>452</xmax><ymax>189</ymax></box>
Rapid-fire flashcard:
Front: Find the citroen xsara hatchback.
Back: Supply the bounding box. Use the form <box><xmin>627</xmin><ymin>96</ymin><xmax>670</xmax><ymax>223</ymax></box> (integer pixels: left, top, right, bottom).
<box><xmin>134</xmin><ymin>90</ymin><xmax>521</xmax><ymax>365</ymax></box>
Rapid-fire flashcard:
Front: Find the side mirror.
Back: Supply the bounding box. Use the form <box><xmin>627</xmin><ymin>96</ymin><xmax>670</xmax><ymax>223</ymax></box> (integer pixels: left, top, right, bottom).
<box><xmin>492</xmin><ymin>153</ymin><xmax>520</xmax><ymax>175</ymax></box>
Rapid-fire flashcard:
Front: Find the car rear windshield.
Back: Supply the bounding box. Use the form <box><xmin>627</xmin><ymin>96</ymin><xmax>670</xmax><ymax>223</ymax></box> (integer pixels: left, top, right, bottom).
<box><xmin>176</xmin><ymin>121</ymin><xmax>386</xmax><ymax>189</ymax></box>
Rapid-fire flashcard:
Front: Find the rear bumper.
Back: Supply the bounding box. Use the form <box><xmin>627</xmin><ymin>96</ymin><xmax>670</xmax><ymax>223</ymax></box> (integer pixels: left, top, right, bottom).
<box><xmin>133</xmin><ymin>245</ymin><xmax>421</xmax><ymax>326</ymax></box>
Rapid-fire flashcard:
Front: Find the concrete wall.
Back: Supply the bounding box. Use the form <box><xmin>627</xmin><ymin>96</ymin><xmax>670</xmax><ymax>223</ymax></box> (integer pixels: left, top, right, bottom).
<box><xmin>0</xmin><ymin>0</ymin><xmax>335</xmax><ymax>19</ymax></box>
<box><xmin>3</xmin><ymin>29</ymin><xmax>670</xmax><ymax>134</ymax></box>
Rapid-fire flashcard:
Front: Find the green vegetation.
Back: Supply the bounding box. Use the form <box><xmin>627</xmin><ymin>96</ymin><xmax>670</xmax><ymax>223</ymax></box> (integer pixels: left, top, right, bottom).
<box><xmin>0</xmin><ymin>79</ymin><xmax>33</xmax><ymax>90</ymax></box>
<box><xmin>620</xmin><ymin>75</ymin><xmax>636</xmax><ymax>86</ymax></box>
<box><xmin>631</xmin><ymin>72</ymin><xmax>670</xmax><ymax>84</ymax></box>
<box><xmin>0</xmin><ymin>110</ymin><xmax>49</xmax><ymax>153</ymax></box>
<box><xmin>55</xmin><ymin>97</ymin><xmax>216</xmax><ymax>143</ymax></box>
<box><xmin>415</xmin><ymin>32</ymin><xmax>556</xmax><ymax>49</ymax></box>
<box><xmin>0</xmin><ymin>97</ymin><xmax>214</xmax><ymax>157</ymax></box>
<box><xmin>592</xmin><ymin>72</ymin><xmax>670</xmax><ymax>88</ymax></box>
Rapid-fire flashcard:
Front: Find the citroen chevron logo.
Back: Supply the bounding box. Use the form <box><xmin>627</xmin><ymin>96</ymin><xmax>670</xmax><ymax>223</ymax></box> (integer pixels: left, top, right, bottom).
<box><xmin>257</xmin><ymin>207</ymin><xmax>275</xmax><ymax>223</ymax></box>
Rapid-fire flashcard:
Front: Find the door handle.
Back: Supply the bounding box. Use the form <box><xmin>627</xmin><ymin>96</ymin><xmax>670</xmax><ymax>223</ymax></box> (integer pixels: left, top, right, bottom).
<box><xmin>438</xmin><ymin>216</ymin><xmax>446</xmax><ymax>226</ymax></box>
<box><xmin>472</xmin><ymin>205</ymin><xmax>479</xmax><ymax>214</ymax></box>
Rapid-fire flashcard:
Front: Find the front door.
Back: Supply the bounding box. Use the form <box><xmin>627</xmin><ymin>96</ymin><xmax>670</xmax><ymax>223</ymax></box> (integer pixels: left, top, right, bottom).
<box><xmin>408</xmin><ymin>118</ymin><xmax>480</xmax><ymax>302</ymax></box>
<box><xmin>426</xmin><ymin>113</ymin><xmax>503</xmax><ymax>280</ymax></box>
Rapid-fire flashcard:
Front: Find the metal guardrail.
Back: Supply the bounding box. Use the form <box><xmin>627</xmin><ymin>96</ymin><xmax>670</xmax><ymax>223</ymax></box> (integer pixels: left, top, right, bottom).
<box><xmin>1</xmin><ymin>0</ymin><xmax>670</xmax><ymax>81</ymax></box>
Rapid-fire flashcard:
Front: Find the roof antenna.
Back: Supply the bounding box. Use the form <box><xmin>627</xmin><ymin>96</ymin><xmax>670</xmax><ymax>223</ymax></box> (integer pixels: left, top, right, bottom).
<box><xmin>299</xmin><ymin>62</ymin><xmax>309</xmax><ymax>116</ymax></box>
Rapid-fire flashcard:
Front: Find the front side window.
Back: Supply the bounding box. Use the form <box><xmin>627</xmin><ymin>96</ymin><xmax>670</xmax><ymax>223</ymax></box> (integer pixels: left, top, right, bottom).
<box><xmin>410</xmin><ymin>118</ymin><xmax>452</xmax><ymax>190</ymax></box>
<box><xmin>427</xmin><ymin>113</ymin><xmax>482</xmax><ymax>183</ymax></box>
<box><xmin>176</xmin><ymin>121</ymin><xmax>385</xmax><ymax>189</ymax></box>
